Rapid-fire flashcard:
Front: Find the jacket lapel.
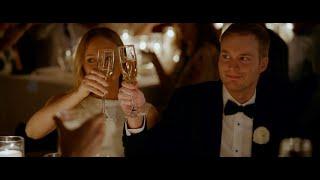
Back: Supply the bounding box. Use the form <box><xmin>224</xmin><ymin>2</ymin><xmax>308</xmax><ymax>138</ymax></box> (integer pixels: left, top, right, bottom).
<box><xmin>212</xmin><ymin>82</ymin><xmax>223</xmax><ymax>157</ymax></box>
<box><xmin>201</xmin><ymin>81</ymin><xmax>223</xmax><ymax>157</ymax></box>
<box><xmin>251</xmin><ymin>88</ymin><xmax>274</xmax><ymax>157</ymax></box>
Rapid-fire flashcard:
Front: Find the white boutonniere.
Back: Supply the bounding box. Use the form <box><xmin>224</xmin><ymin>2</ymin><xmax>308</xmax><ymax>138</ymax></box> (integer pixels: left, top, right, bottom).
<box><xmin>253</xmin><ymin>126</ymin><xmax>270</xmax><ymax>145</ymax></box>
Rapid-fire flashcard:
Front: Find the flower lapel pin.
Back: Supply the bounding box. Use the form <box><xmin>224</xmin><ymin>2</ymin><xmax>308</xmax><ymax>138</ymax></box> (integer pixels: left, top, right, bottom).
<box><xmin>253</xmin><ymin>126</ymin><xmax>270</xmax><ymax>145</ymax></box>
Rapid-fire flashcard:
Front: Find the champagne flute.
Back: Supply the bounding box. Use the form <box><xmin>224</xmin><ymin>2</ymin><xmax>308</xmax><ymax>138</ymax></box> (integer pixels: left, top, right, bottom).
<box><xmin>118</xmin><ymin>45</ymin><xmax>138</xmax><ymax>117</ymax></box>
<box><xmin>97</xmin><ymin>49</ymin><xmax>115</xmax><ymax>116</ymax></box>
<box><xmin>279</xmin><ymin>137</ymin><xmax>312</xmax><ymax>157</ymax></box>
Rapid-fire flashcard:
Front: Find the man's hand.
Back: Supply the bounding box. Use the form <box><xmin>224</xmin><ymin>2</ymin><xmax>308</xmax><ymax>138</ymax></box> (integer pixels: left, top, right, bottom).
<box><xmin>118</xmin><ymin>82</ymin><xmax>146</xmax><ymax>128</ymax></box>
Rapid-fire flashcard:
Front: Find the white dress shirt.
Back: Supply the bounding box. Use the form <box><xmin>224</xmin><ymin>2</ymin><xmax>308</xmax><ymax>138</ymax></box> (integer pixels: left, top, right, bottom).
<box><xmin>220</xmin><ymin>85</ymin><xmax>256</xmax><ymax>157</ymax></box>
<box><xmin>125</xmin><ymin>115</ymin><xmax>146</xmax><ymax>136</ymax></box>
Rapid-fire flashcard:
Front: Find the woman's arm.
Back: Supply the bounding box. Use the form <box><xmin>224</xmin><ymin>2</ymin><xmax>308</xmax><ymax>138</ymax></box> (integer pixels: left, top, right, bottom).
<box><xmin>25</xmin><ymin>88</ymin><xmax>88</xmax><ymax>140</ymax></box>
<box><xmin>26</xmin><ymin>70</ymin><xmax>110</xmax><ymax>139</ymax></box>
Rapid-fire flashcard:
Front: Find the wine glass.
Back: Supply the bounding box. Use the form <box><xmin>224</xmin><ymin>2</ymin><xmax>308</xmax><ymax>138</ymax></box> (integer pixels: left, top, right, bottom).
<box><xmin>43</xmin><ymin>152</ymin><xmax>61</xmax><ymax>157</ymax></box>
<box><xmin>0</xmin><ymin>136</ymin><xmax>24</xmax><ymax>157</ymax></box>
<box><xmin>97</xmin><ymin>49</ymin><xmax>115</xmax><ymax>116</ymax></box>
<box><xmin>118</xmin><ymin>45</ymin><xmax>138</xmax><ymax>117</ymax></box>
<box><xmin>279</xmin><ymin>137</ymin><xmax>312</xmax><ymax>157</ymax></box>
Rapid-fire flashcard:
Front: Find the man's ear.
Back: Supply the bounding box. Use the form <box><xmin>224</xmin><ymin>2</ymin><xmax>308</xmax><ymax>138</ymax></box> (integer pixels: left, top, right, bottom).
<box><xmin>259</xmin><ymin>56</ymin><xmax>269</xmax><ymax>73</ymax></box>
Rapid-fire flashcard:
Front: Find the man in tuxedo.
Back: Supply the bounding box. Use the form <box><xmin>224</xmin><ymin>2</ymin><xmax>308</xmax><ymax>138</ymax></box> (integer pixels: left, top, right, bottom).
<box><xmin>123</xmin><ymin>23</ymin><xmax>296</xmax><ymax>157</ymax></box>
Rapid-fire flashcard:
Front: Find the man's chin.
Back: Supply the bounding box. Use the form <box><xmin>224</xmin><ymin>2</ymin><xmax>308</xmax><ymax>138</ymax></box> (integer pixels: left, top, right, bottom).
<box><xmin>223</xmin><ymin>82</ymin><xmax>244</xmax><ymax>92</ymax></box>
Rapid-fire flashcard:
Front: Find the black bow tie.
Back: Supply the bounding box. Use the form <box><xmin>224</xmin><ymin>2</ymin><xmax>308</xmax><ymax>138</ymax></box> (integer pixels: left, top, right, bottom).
<box><xmin>224</xmin><ymin>100</ymin><xmax>256</xmax><ymax>119</ymax></box>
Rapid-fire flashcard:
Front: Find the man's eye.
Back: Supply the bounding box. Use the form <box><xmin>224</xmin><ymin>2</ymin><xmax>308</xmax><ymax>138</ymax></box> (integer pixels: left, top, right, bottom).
<box><xmin>222</xmin><ymin>54</ymin><xmax>230</xmax><ymax>60</ymax></box>
<box><xmin>240</xmin><ymin>57</ymin><xmax>250</xmax><ymax>62</ymax></box>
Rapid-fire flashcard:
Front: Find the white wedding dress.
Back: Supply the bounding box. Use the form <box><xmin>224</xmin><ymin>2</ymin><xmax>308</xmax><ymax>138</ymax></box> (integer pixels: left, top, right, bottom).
<box><xmin>64</xmin><ymin>96</ymin><xmax>126</xmax><ymax>157</ymax></box>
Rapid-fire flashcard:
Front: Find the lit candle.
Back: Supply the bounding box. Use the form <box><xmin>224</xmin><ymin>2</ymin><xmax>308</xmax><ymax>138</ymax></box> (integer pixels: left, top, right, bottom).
<box><xmin>0</xmin><ymin>136</ymin><xmax>24</xmax><ymax>157</ymax></box>
<box><xmin>0</xmin><ymin>149</ymin><xmax>23</xmax><ymax>157</ymax></box>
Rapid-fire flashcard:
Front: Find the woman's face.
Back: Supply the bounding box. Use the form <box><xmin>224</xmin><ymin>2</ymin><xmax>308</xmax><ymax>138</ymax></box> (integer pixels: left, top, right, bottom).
<box><xmin>83</xmin><ymin>36</ymin><xmax>121</xmax><ymax>81</ymax></box>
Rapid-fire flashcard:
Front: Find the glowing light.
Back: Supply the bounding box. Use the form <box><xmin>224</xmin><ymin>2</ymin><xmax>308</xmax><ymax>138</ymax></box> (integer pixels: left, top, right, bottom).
<box><xmin>266</xmin><ymin>23</ymin><xmax>274</xmax><ymax>30</ymax></box>
<box><xmin>121</xmin><ymin>30</ymin><xmax>129</xmax><ymax>40</ymax></box>
<box><xmin>145</xmin><ymin>62</ymin><xmax>154</xmax><ymax>69</ymax></box>
<box><xmin>65</xmin><ymin>50</ymin><xmax>71</xmax><ymax>57</ymax></box>
<box><xmin>213</xmin><ymin>23</ymin><xmax>224</xmax><ymax>29</ymax></box>
<box><xmin>173</xmin><ymin>54</ymin><xmax>180</xmax><ymax>63</ymax></box>
<box><xmin>139</xmin><ymin>41</ymin><xmax>147</xmax><ymax>50</ymax></box>
<box><xmin>153</xmin><ymin>42</ymin><xmax>161</xmax><ymax>51</ymax></box>
<box><xmin>166</xmin><ymin>27</ymin><xmax>175</xmax><ymax>38</ymax></box>
<box><xmin>286</xmin><ymin>23</ymin><xmax>294</xmax><ymax>30</ymax></box>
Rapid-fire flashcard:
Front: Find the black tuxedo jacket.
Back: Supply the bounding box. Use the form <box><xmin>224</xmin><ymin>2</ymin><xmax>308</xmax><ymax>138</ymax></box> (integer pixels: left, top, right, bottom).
<box><xmin>124</xmin><ymin>81</ymin><xmax>297</xmax><ymax>158</ymax></box>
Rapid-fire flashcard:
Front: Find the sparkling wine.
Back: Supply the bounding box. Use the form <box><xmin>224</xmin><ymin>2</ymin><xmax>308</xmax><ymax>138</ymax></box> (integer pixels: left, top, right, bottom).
<box><xmin>121</xmin><ymin>58</ymin><xmax>137</xmax><ymax>83</ymax></box>
<box><xmin>100</xmin><ymin>67</ymin><xmax>114</xmax><ymax>79</ymax></box>
<box><xmin>99</xmin><ymin>56</ymin><xmax>114</xmax><ymax>79</ymax></box>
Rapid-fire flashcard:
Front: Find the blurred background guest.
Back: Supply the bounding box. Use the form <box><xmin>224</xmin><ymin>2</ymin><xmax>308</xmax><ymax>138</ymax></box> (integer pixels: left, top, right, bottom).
<box><xmin>256</xmin><ymin>23</ymin><xmax>290</xmax><ymax>92</ymax></box>
<box><xmin>15</xmin><ymin>23</ymin><xmax>96</xmax><ymax>74</ymax></box>
<box><xmin>0</xmin><ymin>23</ymin><xmax>32</xmax><ymax>74</ymax></box>
<box><xmin>142</xmin><ymin>23</ymin><xmax>220</xmax><ymax>111</ymax></box>
<box><xmin>291</xmin><ymin>23</ymin><xmax>320</xmax><ymax>157</ymax></box>
<box><xmin>288</xmin><ymin>23</ymin><xmax>316</xmax><ymax>83</ymax></box>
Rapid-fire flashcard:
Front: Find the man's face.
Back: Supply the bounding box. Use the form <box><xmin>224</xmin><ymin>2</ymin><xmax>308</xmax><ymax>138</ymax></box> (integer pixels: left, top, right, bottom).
<box><xmin>218</xmin><ymin>33</ymin><xmax>268</xmax><ymax>93</ymax></box>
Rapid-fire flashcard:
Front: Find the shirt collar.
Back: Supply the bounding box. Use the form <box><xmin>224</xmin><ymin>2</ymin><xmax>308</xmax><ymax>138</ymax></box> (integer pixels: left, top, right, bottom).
<box><xmin>222</xmin><ymin>85</ymin><xmax>256</xmax><ymax>107</ymax></box>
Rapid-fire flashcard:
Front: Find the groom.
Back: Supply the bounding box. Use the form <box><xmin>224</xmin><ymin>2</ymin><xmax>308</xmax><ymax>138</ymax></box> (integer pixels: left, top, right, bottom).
<box><xmin>123</xmin><ymin>23</ymin><xmax>297</xmax><ymax>157</ymax></box>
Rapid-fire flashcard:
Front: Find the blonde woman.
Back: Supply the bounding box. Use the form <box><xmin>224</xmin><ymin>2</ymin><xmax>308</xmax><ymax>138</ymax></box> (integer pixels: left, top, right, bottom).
<box><xmin>26</xmin><ymin>27</ymin><xmax>158</xmax><ymax>157</ymax></box>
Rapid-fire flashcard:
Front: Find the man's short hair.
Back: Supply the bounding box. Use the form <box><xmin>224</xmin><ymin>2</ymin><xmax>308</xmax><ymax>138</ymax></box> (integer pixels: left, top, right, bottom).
<box><xmin>221</xmin><ymin>23</ymin><xmax>270</xmax><ymax>58</ymax></box>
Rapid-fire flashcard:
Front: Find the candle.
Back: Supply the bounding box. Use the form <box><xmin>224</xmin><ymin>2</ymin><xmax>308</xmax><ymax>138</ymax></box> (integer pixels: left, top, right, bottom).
<box><xmin>0</xmin><ymin>136</ymin><xmax>24</xmax><ymax>157</ymax></box>
<box><xmin>0</xmin><ymin>149</ymin><xmax>23</xmax><ymax>157</ymax></box>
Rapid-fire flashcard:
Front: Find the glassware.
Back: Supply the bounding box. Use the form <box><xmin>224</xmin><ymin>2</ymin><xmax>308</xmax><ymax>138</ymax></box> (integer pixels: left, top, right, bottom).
<box><xmin>97</xmin><ymin>49</ymin><xmax>115</xmax><ymax>115</ymax></box>
<box><xmin>43</xmin><ymin>152</ymin><xmax>61</xmax><ymax>157</ymax></box>
<box><xmin>0</xmin><ymin>136</ymin><xmax>24</xmax><ymax>157</ymax></box>
<box><xmin>118</xmin><ymin>45</ymin><xmax>138</xmax><ymax>117</ymax></box>
<box><xmin>279</xmin><ymin>137</ymin><xmax>312</xmax><ymax>157</ymax></box>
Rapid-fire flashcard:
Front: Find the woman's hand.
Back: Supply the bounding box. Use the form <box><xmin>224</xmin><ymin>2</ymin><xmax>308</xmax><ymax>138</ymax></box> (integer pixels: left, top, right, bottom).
<box><xmin>76</xmin><ymin>70</ymin><xmax>109</xmax><ymax>98</ymax></box>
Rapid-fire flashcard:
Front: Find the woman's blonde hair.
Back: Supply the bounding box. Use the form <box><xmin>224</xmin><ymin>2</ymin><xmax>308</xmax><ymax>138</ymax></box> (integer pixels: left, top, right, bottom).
<box><xmin>73</xmin><ymin>27</ymin><xmax>124</xmax><ymax>88</ymax></box>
